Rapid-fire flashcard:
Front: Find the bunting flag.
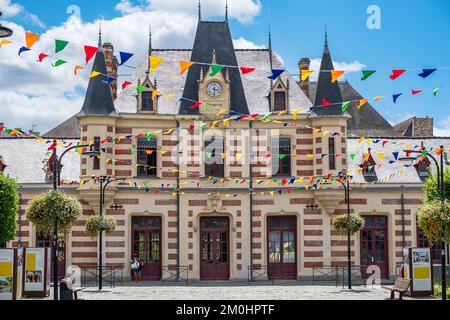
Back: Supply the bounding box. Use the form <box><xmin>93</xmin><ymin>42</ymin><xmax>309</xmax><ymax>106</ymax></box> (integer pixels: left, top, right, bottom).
<box><xmin>0</xmin><ymin>39</ymin><xmax>11</xmax><ymax>48</ymax></box>
<box><xmin>235</xmin><ymin>153</ymin><xmax>242</xmax><ymax>160</ymax></box>
<box><xmin>240</xmin><ymin>66</ymin><xmax>255</xmax><ymax>75</ymax></box>
<box><xmin>392</xmin><ymin>152</ymin><xmax>399</xmax><ymax>160</ymax></box>
<box><xmin>51</xmin><ymin>59</ymin><xmax>67</xmax><ymax>67</ymax></box>
<box><xmin>55</xmin><ymin>39</ymin><xmax>69</xmax><ymax>53</ymax></box>
<box><xmin>377</xmin><ymin>152</ymin><xmax>384</xmax><ymax>161</ymax></box>
<box><xmin>361</xmin><ymin>70</ymin><xmax>376</xmax><ymax>80</ymax></box>
<box><xmin>163</xmin><ymin>93</ymin><xmax>174</xmax><ymax>99</ymax></box>
<box><xmin>152</xmin><ymin>90</ymin><xmax>160</xmax><ymax>102</ymax></box>
<box><xmin>84</xmin><ymin>45</ymin><xmax>98</xmax><ymax>64</ymax></box>
<box><xmin>149</xmin><ymin>56</ymin><xmax>164</xmax><ymax>73</ymax></box>
<box><xmin>190</xmin><ymin>101</ymin><xmax>202</xmax><ymax>109</ymax></box>
<box><xmin>389</xmin><ymin>69</ymin><xmax>406</xmax><ymax>80</ymax></box>
<box><xmin>102</xmin><ymin>76</ymin><xmax>116</xmax><ymax>84</ymax></box>
<box><xmin>411</xmin><ymin>89</ymin><xmax>423</xmax><ymax>95</ymax></box>
<box><xmin>268</xmin><ymin>69</ymin><xmax>285</xmax><ymax>80</ymax></box>
<box><xmin>433</xmin><ymin>87</ymin><xmax>439</xmax><ymax>96</ymax></box>
<box><xmin>210</xmin><ymin>64</ymin><xmax>225</xmax><ymax>77</ymax></box>
<box><xmin>293</xmin><ymin>109</ymin><xmax>300</xmax><ymax>120</ymax></box>
<box><xmin>25</xmin><ymin>32</ymin><xmax>40</xmax><ymax>48</ymax></box>
<box><xmin>357</xmin><ymin>99</ymin><xmax>368</xmax><ymax>110</ymax></box>
<box><xmin>322</xmin><ymin>98</ymin><xmax>332</xmax><ymax>106</ymax></box>
<box><xmin>37</xmin><ymin>53</ymin><xmax>48</xmax><ymax>62</ymax></box>
<box><xmin>136</xmin><ymin>85</ymin><xmax>146</xmax><ymax>94</ymax></box>
<box><xmin>119</xmin><ymin>51</ymin><xmax>134</xmax><ymax>66</ymax></box>
<box><xmin>301</xmin><ymin>70</ymin><xmax>314</xmax><ymax>81</ymax></box>
<box><xmin>418</xmin><ymin>68</ymin><xmax>437</xmax><ymax>78</ymax></box>
<box><xmin>178</xmin><ymin>60</ymin><xmax>194</xmax><ymax>76</ymax></box>
<box><xmin>18</xmin><ymin>46</ymin><xmax>31</xmax><ymax>56</ymax></box>
<box><xmin>341</xmin><ymin>101</ymin><xmax>350</xmax><ymax>112</ymax></box>
<box><xmin>393</xmin><ymin>93</ymin><xmax>402</xmax><ymax>103</ymax></box>
<box><xmin>122</xmin><ymin>81</ymin><xmax>132</xmax><ymax>89</ymax></box>
<box><xmin>331</xmin><ymin>70</ymin><xmax>345</xmax><ymax>83</ymax></box>
<box><xmin>373</xmin><ymin>96</ymin><xmax>385</xmax><ymax>101</ymax></box>
<box><xmin>216</xmin><ymin>108</ymin><xmax>227</xmax><ymax>116</ymax></box>
<box><xmin>88</xmin><ymin>71</ymin><xmax>101</xmax><ymax>79</ymax></box>
<box><xmin>74</xmin><ymin>65</ymin><xmax>83</xmax><ymax>75</ymax></box>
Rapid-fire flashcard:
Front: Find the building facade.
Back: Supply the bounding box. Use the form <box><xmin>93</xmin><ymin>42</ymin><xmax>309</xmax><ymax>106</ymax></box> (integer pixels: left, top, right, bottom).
<box><xmin>1</xmin><ymin>10</ymin><xmax>449</xmax><ymax>281</ymax></box>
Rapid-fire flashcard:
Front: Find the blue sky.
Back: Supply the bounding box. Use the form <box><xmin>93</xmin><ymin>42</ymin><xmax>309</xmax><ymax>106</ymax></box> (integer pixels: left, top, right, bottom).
<box><xmin>1</xmin><ymin>0</ymin><xmax>450</xmax><ymax>133</ymax></box>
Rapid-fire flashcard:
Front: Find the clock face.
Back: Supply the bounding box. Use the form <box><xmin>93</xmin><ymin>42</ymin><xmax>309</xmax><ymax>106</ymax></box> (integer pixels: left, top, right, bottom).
<box><xmin>207</xmin><ymin>81</ymin><xmax>223</xmax><ymax>97</ymax></box>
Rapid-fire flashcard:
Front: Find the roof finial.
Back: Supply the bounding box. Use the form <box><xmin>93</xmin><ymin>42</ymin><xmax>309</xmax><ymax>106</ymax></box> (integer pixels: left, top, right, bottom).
<box><xmin>211</xmin><ymin>48</ymin><xmax>217</xmax><ymax>64</ymax></box>
<box><xmin>147</xmin><ymin>25</ymin><xmax>152</xmax><ymax>75</ymax></box>
<box><xmin>198</xmin><ymin>0</ymin><xmax>201</xmax><ymax>21</ymax></box>
<box><xmin>225</xmin><ymin>0</ymin><xmax>228</xmax><ymax>21</ymax></box>
<box><xmin>324</xmin><ymin>25</ymin><xmax>328</xmax><ymax>48</ymax></box>
<box><xmin>98</xmin><ymin>21</ymin><xmax>102</xmax><ymax>47</ymax></box>
<box><xmin>268</xmin><ymin>26</ymin><xmax>273</xmax><ymax>70</ymax></box>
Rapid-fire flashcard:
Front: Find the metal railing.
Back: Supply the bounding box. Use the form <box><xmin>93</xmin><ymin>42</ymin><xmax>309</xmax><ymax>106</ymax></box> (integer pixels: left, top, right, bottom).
<box><xmin>80</xmin><ymin>266</ymin><xmax>123</xmax><ymax>288</ymax></box>
<box><xmin>312</xmin><ymin>265</ymin><xmax>374</xmax><ymax>287</ymax></box>
<box><xmin>312</xmin><ymin>267</ymin><xmax>339</xmax><ymax>286</ymax></box>
<box><xmin>161</xmin><ymin>266</ymin><xmax>189</xmax><ymax>285</ymax></box>
<box><xmin>247</xmin><ymin>265</ymin><xmax>274</xmax><ymax>285</ymax></box>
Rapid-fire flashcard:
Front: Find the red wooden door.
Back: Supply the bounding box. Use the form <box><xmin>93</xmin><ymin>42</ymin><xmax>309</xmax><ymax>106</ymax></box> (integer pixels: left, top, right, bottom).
<box><xmin>36</xmin><ymin>232</ymin><xmax>66</xmax><ymax>281</ymax></box>
<box><xmin>132</xmin><ymin>217</ymin><xmax>162</xmax><ymax>280</ymax></box>
<box><xmin>200</xmin><ymin>217</ymin><xmax>230</xmax><ymax>280</ymax></box>
<box><xmin>360</xmin><ymin>216</ymin><xmax>389</xmax><ymax>278</ymax></box>
<box><xmin>267</xmin><ymin>216</ymin><xmax>297</xmax><ymax>280</ymax></box>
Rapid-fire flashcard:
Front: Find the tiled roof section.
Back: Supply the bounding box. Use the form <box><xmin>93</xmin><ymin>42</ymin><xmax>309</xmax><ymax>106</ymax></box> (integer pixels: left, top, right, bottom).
<box><xmin>115</xmin><ymin>49</ymin><xmax>311</xmax><ymax>115</ymax></box>
<box><xmin>179</xmin><ymin>20</ymin><xmax>249</xmax><ymax>115</ymax></box>
<box><xmin>43</xmin><ymin>115</ymin><xmax>80</xmax><ymax>138</ymax></box>
<box><xmin>347</xmin><ymin>137</ymin><xmax>450</xmax><ymax>183</ymax></box>
<box><xmin>79</xmin><ymin>48</ymin><xmax>117</xmax><ymax>116</ymax></box>
<box><xmin>0</xmin><ymin>138</ymin><xmax>80</xmax><ymax>183</ymax></box>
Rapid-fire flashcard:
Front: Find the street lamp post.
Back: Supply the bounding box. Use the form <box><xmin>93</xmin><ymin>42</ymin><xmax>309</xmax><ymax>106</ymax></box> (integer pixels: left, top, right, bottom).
<box><xmin>336</xmin><ymin>176</ymin><xmax>352</xmax><ymax>290</ymax></box>
<box><xmin>400</xmin><ymin>145</ymin><xmax>446</xmax><ymax>301</ymax></box>
<box><xmin>0</xmin><ymin>12</ymin><xmax>14</xmax><ymax>38</ymax></box>
<box><xmin>97</xmin><ymin>176</ymin><xmax>126</xmax><ymax>291</ymax></box>
<box><xmin>51</xmin><ymin>140</ymin><xmax>99</xmax><ymax>300</ymax></box>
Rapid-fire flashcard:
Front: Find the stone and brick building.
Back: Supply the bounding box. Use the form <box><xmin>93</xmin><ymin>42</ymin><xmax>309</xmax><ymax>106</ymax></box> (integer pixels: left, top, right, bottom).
<box><xmin>1</xmin><ymin>9</ymin><xmax>449</xmax><ymax>281</ymax></box>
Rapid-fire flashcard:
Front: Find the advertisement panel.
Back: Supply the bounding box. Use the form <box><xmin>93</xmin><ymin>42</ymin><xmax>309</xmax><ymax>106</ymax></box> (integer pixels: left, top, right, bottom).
<box><xmin>23</xmin><ymin>248</ymin><xmax>49</xmax><ymax>297</ymax></box>
<box><xmin>411</xmin><ymin>247</ymin><xmax>433</xmax><ymax>292</ymax></box>
<box><xmin>0</xmin><ymin>249</ymin><xmax>15</xmax><ymax>300</ymax></box>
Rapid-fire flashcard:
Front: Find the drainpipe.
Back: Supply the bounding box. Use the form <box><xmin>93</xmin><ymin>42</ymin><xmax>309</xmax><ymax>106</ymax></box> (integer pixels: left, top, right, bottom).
<box><xmin>18</xmin><ymin>193</ymin><xmax>22</xmax><ymax>248</ymax></box>
<box><xmin>401</xmin><ymin>187</ymin><xmax>406</xmax><ymax>248</ymax></box>
<box><xmin>176</xmin><ymin>120</ymin><xmax>180</xmax><ymax>281</ymax></box>
<box><xmin>249</xmin><ymin>121</ymin><xmax>254</xmax><ymax>279</ymax></box>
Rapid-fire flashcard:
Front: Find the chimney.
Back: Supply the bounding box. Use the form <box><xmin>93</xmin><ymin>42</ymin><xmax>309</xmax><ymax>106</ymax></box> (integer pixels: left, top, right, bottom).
<box><xmin>102</xmin><ymin>42</ymin><xmax>118</xmax><ymax>101</ymax></box>
<box><xmin>298</xmin><ymin>57</ymin><xmax>311</xmax><ymax>99</ymax></box>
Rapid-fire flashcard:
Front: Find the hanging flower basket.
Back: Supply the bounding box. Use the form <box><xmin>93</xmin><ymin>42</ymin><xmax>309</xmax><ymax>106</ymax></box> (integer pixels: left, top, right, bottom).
<box><xmin>332</xmin><ymin>213</ymin><xmax>365</xmax><ymax>235</ymax></box>
<box><xmin>417</xmin><ymin>200</ymin><xmax>450</xmax><ymax>244</ymax></box>
<box><xmin>26</xmin><ymin>190</ymin><xmax>82</xmax><ymax>237</ymax></box>
<box><xmin>85</xmin><ymin>216</ymin><xmax>117</xmax><ymax>239</ymax></box>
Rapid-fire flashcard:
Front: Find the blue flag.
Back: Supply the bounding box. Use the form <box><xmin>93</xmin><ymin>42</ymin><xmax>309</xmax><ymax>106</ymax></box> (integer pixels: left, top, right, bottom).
<box><xmin>393</xmin><ymin>93</ymin><xmax>402</xmax><ymax>104</ymax></box>
<box><xmin>102</xmin><ymin>76</ymin><xmax>117</xmax><ymax>84</ymax></box>
<box><xmin>392</xmin><ymin>152</ymin><xmax>399</xmax><ymax>160</ymax></box>
<box><xmin>418</xmin><ymin>68</ymin><xmax>437</xmax><ymax>78</ymax></box>
<box><xmin>18</xmin><ymin>46</ymin><xmax>31</xmax><ymax>56</ymax></box>
<box><xmin>119</xmin><ymin>51</ymin><xmax>134</xmax><ymax>66</ymax></box>
<box><xmin>268</xmin><ymin>69</ymin><xmax>285</xmax><ymax>80</ymax></box>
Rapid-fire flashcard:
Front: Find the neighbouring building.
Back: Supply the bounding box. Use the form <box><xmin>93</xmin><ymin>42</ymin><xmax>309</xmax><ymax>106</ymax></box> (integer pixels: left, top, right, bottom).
<box><xmin>1</xmin><ymin>7</ymin><xmax>449</xmax><ymax>282</ymax></box>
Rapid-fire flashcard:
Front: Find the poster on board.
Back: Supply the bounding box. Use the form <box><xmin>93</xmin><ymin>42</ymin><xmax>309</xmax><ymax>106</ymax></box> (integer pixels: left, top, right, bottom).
<box><xmin>0</xmin><ymin>249</ymin><xmax>16</xmax><ymax>300</ymax></box>
<box><xmin>410</xmin><ymin>247</ymin><xmax>433</xmax><ymax>293</ymax></box>
<box><xmin>23</xmin><ymin>248</ymin><xmax>49</xmax><ymax>297</ymax></box>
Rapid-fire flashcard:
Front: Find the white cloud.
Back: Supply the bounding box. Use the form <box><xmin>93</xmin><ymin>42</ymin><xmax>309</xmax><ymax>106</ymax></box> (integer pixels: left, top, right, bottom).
<box><xmin>233</xmin><ymin>37</ymin><xmax>265</xmax><ymax>49</ymax></box>
<box><xmin>434</xmin><ymin>111</ymin><xmax>450</xmax><ymax>137</ymax></box>
<box><xmin>0</xmin><ymin>0</ymin><xmax>22</xmax><ymax>17</ymax></box>
<box><xmin>24</xmin><ymin>13</ymin><xmax>46</xmax><ymax>28</ymax></box>
<box><xmin>308</xmin><ymin>58</ymin><xmax>366</xmax><ymax>81</ymax></box>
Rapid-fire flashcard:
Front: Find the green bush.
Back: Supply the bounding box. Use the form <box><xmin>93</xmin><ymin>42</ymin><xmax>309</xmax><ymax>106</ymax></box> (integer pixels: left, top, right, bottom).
<box><xmin>0</xmin><ymin>173</ymin><xmax>19</xmax><ymax>245</ymax></box>
<box><xmin>332</xmin><ymin>213</ymin><xmax>365</xmax><ymax>235</ymax></box>
<box><xmin>85</xmin><ymin>215</ymin><xmax>117</xmax><ymax>239</ymax></box>
<box><xmin>417</xmin><ymin>200</ymin><xmax>450</xmax><ymax>244</ymax></box>
<box><xmin>434</xmin><ymin>282</ymin><xmax>450</xmax><ymax>299</ymax></box>
<box><xmin>26</xmin><ymin>190</ymin><xmax>82</xmax><ymax>237</ymax></box>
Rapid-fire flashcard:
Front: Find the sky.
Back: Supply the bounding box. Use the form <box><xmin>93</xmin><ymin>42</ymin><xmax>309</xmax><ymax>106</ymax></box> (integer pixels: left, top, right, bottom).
<box><xmin>0</xmin><ymin>0</ymin><xmax>449</xmax><ymax>135</ymax></box>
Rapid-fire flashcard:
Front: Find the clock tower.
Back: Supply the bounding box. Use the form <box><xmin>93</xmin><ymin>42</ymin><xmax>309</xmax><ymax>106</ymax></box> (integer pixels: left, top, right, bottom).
<box><xmin>198</xmin><ymin>48</ymin><xmax>230</xmax><ymax>115</ymax></box>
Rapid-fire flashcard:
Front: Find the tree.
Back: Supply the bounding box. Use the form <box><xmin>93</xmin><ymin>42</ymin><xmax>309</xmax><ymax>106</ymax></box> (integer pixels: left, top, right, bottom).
<box><xmin>26</xmin><ymin>190</ymin><xmax>82</xmax><ymax>237</ymax></box>
<box><xmin>423</xmin><ymin>168</ymin><xmax>450</xmax><ymax>202</ymax></box>
<box><xmin>417</xmin><ymin>200</ymin><xmax>450</xmax><ymax>244</ymax></box>
<box><xmin>0</xmin><ymin>173</ymin><xmax>19</xmax><ymax>245</ymax></box>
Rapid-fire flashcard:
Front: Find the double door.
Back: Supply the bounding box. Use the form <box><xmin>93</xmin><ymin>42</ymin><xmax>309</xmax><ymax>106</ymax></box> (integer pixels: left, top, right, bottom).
<box><xmin>360</xmin><ymin>216</ymin><xmax>389</xmax><ymax>278</ymax></box>
<box><xmin>36</xmin><ymin>232</ymin><xmax>66</xmax><ymax>281</ymax></box>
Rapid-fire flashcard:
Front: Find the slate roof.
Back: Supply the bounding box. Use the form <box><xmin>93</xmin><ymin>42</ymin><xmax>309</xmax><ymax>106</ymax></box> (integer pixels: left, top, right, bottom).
<box><xmin>43</xmin><ymin>115</ymin><xmax>80</xmax><ymax>138</ymax></box>
<box><xmin>347</xmin><ymin>137</ymin><xmax>450</xmax><ymax>183</ymax></box>
<box><xmin>0</xmin><ymin>138</ymin><xmax>80</xmax><ymax>183</ymax></box>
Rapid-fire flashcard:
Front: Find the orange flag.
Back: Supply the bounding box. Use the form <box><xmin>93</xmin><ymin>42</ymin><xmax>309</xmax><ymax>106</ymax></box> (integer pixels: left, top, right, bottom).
<box><xmin>179</xmin><ymin>60</ymin><xmax>194</xmax><ymax>76</ymax></box>
<box><xmin>331</xmin><ymin>70</ymin><xmax>345</xmax><ymax>83</ymax></box>
<box><xmin>74</xmin><ymin>65</ymin><xmax>83</xmax><ymax>76</ymax></box>
<box><xmin>152</xmin><ymin>90</ymin><xmax>160</xmax><ymax>102</ymax></box>
<box><xmin>357</xmin><ymin>98</ymin><xmax>368</xmax><ymax>110</ymax></box>
<box><xmin>25</xmin><ymin>32</ymin><xmax>40</xmax><ymax>48</ymax></box>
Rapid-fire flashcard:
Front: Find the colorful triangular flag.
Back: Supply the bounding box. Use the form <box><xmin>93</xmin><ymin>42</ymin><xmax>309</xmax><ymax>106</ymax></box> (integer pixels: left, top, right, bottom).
<box><xmin>55</xmin><ymin>39</ymin><xmax>69</xmax><ymax>53</ymax></box>
<box><xmin>51</xmin><ymin>59</ymin><xmax>67</xmax><ymax>67</ymax></box>
<box><xmin>389</xmin><ymin>69</ymin><xmax>406</xmax><ymax>80</ymax></box>
<box><xmin>411</xmin><ymin>89</ymin><xmax>423</xmax><ymax>95</ymax></box>
<box><xmin>418</xmin><ymin>69</ymin><xmax>437</xmax><ymax>78</ymax></box>
<box><xmin>119</xmin><ymin>51</ymin><xmax>133</xmax><ymax>66</ymax></box>
<box><xmin>25</xmin><ymin>32</ymin><xmax>39</xmax><ymax>48</ymax></box>
<box><xmin>268</xmin><ymin>69</ymin><xmax>285</xmax><ymax>80</ymax></box>
<box><xmin>393</xmin><ymin>93</ymin><xmax>402</xmax><ymax>103</ymax></box>
<box><xmin>18</xmin><ymin>46</ymin><xmax>31</xmax><ymax>56</ymax></box>
<box><xmin>331</xmin><ymin>70</ymin><xmax>345</xmax><ymax>83</ymax></box>
<box><xmin>38</xmin><ymin>53</ymin><xmax>48</xmax><ymax>62</ymax></box>
<box><xmin>240</xmin><ymin>66</ymin><xmax>255</xmax><ymax>75</ymax></box>
<box><xmin>178</xmin><ymin>60</ymin><xmax>194</xmax><ymax>76</ymax></box>
<box><xmin>341</xmin><ymin>101</ymin><xmax>350</xmax><ymax>112</ymax></box>
<box><xmin>301</xmin><ymin>70</ymin><xmax>313</xmax><ymax>81</ymax></box>
<box><xmin>210</xmin><ymin>64</ymin><xmax>225</xmax><ymax>77</ymax></box>
<box><xmin>361</xmin><ymin>70</ymin><xmax>376</xmax><ymax>81</ymax></box>
<box><xmin>149</xmin><ymin>56</ymin><xmax>164</xmax><ymax>73</ymax></box>
<box><xmin>84</xmin><ymin>45</ymin><xmax>98</xmax><ymax>64</ymax></box>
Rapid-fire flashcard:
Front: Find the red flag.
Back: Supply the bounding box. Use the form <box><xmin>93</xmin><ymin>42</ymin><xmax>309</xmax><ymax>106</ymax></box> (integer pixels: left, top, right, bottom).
<box><xmin>38</xmin><ymin>53</ymin><xmax>48</xmax><ymax>62</ymax></box>
<box><xmin>84</xmin><ymin>45</ymin><xmax>98</xmax><ymax>64</ymax></box>
<box><xmin>100</xmin><ymin>138</ymin><xmax>109</xmax><ymax>144</ymax></box>
<box><xmin>134</xmin><ymin>133</ymin><xmax>144</xmax><ymax>139</ymax></box>
<box><xmin>240</xmin><ymin>67</ymin><xmax>255</xmax><ymax>75</ymax></box>
<box><xmin>122</xmin><ymin>81</ymin><xmax>132</xmax><ymax>89</ymax></box>
<box><xmin>322</xmin><ymin>98</ymin><xmax>332</xmax><ymax>106</ymax></box>
<box><xmin>47</xmin><ymin>141</ymin><xmax>57</xmax><ymax>151</ymax></box>
<box><xmin>389</xmin><ymin>69</ymin><xmax>406</xmax><ymax>80</ymax></box>
<box><xmin>382</xmin><ymin>140</ymin><xmax>388</xmax><ymax>147</ymax></box>
<box><xmin>190</xmin><ymin>101</ymin><xmax>202</xmax><ymax>109</ymax></box>
<box><xmin>411</xmin><ymin>89</ymin><xmax>423</xmax><ymax>95</ymax></box>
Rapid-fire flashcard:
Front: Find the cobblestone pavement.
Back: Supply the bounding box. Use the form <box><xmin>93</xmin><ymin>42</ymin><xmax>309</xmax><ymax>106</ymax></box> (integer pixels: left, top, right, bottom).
<box><xmin>74</xmin><ymin>284</ymin><xmax>405</xmax><ymax>300</ymax></box>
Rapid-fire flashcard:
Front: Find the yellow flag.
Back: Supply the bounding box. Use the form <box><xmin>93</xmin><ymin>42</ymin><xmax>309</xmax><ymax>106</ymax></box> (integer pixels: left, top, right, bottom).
<box><xmin>331</xmin><ymin>70</ymin><xmax>345</xmax><ymax>83</ymax></box>
<box><xmin>366</xmin><ymin>138</ymin><xmax>373</xmax><ymax>144</ymax></box>
<box><xmin>364</xmin><ymin>153</ymin><xmax>370</xmax><ymax>161</ymax></box>
<box><xmin>277</xmin><ymin>110</ymin><xmax>287</xmax><ymax>116</ymax></box>
<box><xmin>293</xmin><ymin>109</ymin><xmax>299</xmax><ymax>120</ymax></box>
<box><xmin>149</xmin><ymin>56</ymin><xmax>164</xmax><ymax>74</ymax></box>
<box><xmin>377</xmin><ymin>152</ymin><xmax>384</xmax><ymax>161</ymax></box>
<box><xmin>0</xmin><ymin>39</ymin><xmax>12</xmax><ymax>48</ymax></box>
<box><xmin>374</xmin><ymin>96</ymin><xmax>385</xmax><ymax>101</ymax></box>
<box><xmin>163</xmin><ymin>93</ymin><xmax>174</xmax><ymax>99</ymax></box>
<box><xmin>307</xmin><ymin>154</ymin><xmax>314</xmax><ymax>158</ymax></box>
<box><xmin>301</xmin><ymin>70</ymin><xmax>313</xmax><ymax>81</ymax></box>
<box><xmin>269</xmin><ymin>191</ymin><xmax>274</xmax><ymax>197</ymax></box>
<box><xmin>221</xmin><ymin>153</ymin><xmax>226</xmax><ymax>159</ymax></box>
<box><xmin>211</xmin><ymin>120</ymin><xmax>219</xmax><ymax>128</ymax></box>
<box><xmin>146</xmin><ymin>150</ymin><xmax>154</xmax><ymax>155</ymax></box>
<box><xmin>216</xmin><ymin>108</ymin><xmax>227</xmax><ymax>116</ymax></box>
<box><xmin>236</xmin><ymin>153</ymin><xmax>242</xmax><ymax>160</ymax></box>
<box><xmin>322</xmin><ymin>130</ymin><xmax>330</xmax><ymax>137</ymax></box>
<box><xmin>88</xmin><ymin>71</ymin><xmax>101</xmax><ymax>79</ymax></box>
<box><xmin>358</xmin><ymin>167</ymin><xmax>363</xmax><ymax>175</ymax></box>
<box><xmin>152</xmin><ymin>90</ymin><xmax>160</xmax><ymax>102</ymax></box>
<box><xmin>314</xmin><ymin>128</ymin><xmax>321</xmax><ymax>135</ymax></box>
<box><xmin>357</xmin><ymin>98</ymin><xmax>368</xmax><ymax>110</ymax></box>
<box><xmin>357</xmin><ymin>136</ymin><xmax>365</xmax><ymax>143</ymax></box>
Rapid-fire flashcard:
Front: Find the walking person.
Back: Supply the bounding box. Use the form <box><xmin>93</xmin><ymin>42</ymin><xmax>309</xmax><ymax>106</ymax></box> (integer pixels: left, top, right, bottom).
<box><xmin>130</xmin><ymin>253</ymin><xmax>140</xmax><ymax>283</ymax></box>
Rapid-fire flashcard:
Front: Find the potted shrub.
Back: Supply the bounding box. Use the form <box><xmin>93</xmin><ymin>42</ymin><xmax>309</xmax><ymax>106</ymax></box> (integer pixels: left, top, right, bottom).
<box><xmin>417</xmin><ymin>200</ymin><xmax>450</xmax><ymax>244</ymax></box>
<box><xmin>26</xmin><ymin>190</ymin><xmax>82</xmax><ymax>237</ymax></box>
<box><xmin>332</xmin><ymin>213</ymin><xmax>365</xmax><ymax>235</ymax></box>
<box><xmin>85</xmin><ymin>216</ymin><xmax>117</xmax><ymax>239</ymax></box>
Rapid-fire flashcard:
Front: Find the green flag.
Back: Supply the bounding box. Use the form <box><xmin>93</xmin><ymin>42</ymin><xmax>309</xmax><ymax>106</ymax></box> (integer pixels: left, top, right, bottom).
<box><xmin>130</xmin><ymin>149</ymin><xmax>136</xmax><ymax>155</ymax></box>
<box><xmin>146</xmin><ymin>132</ymin><xmax>152</xmax><ymax>141</ymax></box>
<box><xmin>361</xmin><ymin>70</ymin><xmax>376</xmax><ymax>81</ymax></box>
<box><xmin>350</xmin><ymin>153</ymin><xmax>356</xmax><ymax>160</ymax></box>
<box><xmin>209</xmin><ymin>65</ymin><xmax>225</xmax><ymax>77</ymax></box>
<box><xmin>206</xmin><ymin>152</ymin><xmax>212</xmax><ymax>158</ymax></box>
<box><xmin>341</xmin><ymin>101</ymin><xmax>350</xmax><ymax>112</ymax></box>
<box><xmin>137</xmin><ymin>85</ymin><xmax>146</xmax><ymax>94</ymax></box>
<box><xmin>279</xmin><ymin>154</ymin><xmax>287</xmax><ymax>160</ymax></box>
<box><xmin>433</xmin><ymin>87</ymin><xmax>439</xmax><ymax>96</ymax></box>
<box><xmin>262</xmin><ymin>113</ymin><xmax>271</xmax><ymax>121</ymax></box>
<box><xmin>51</xmin><ymin>59</ymin><xmax>66</xmax><ymax>67</ymax></box>
<box><xmin>55</xmin><ymin>39</ymin><xmax>69</xmax><ymax>53</ymax></box>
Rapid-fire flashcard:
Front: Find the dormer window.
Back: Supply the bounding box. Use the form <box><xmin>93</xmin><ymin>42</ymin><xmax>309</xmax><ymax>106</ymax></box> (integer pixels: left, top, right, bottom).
<box><xmin>142</xmin><ymin>91</ymin><xmax>154</xmax><ymax>111</ymax></box>
<box><xmin>45</xmin><ymin>154</ymin><xmax>62</xmax><ymax>184</ymax></box>
<box><xmin>414</xmin><ymin>156</ymin><xmax>430</xmax><ymax>181</ymax></box>
<box><xmin>360</xmin><ymin>148</ymin><xmax>377</xmax><ymax>182</ymax></box>
<box><xmin>0</xmin><ymin>156</ymin><xmax>6</xmax><ymax>173</ymax></box>
<box><xmin>138</xmin><ymin>77</ymin><xmax>157</xmax><ymax>113</ymax></box>
<box><xmin>270</xmin><ymin>78</ymin><xmax>289</xmax><ymax>112</ymax></box>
